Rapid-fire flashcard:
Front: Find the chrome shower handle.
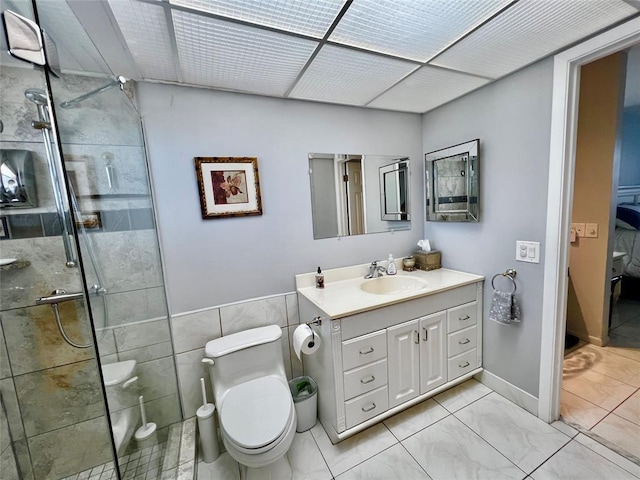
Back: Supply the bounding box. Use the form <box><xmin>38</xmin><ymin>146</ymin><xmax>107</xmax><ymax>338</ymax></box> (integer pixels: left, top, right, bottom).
<box><xmin>36</xmin><ymin>289</ymin><xmax>83</xmax><ymax>305</ymax></box>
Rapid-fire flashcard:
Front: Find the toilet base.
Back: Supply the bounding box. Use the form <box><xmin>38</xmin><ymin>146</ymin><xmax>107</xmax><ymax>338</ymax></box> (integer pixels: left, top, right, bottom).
<box><xmin>240</xmin><ymin>455</ymin><xmax>292</xmax><ymax>480</ymax></box>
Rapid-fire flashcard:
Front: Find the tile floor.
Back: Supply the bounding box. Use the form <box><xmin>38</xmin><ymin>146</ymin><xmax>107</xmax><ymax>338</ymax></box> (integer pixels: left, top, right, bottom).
<box><xmin>561</xmin><ymin>297</ymin><xmax>640</xmax><ymax>462</ymax></box>
<box><xmin>198</xmin><ymin>379</ymin><xmax>640</xmax><ymax>480</ymax></box>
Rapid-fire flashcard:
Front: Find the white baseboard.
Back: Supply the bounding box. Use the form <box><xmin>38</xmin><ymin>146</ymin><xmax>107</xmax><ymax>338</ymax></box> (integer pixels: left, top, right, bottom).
<box><xmin>475</xmin><ymin>370</ymin><xmax>538</xmax><ymax>416</ymax></box>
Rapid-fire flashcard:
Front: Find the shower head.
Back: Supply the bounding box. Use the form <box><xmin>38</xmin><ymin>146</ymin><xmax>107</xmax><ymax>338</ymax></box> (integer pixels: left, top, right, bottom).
<box><xmin>24</xmin><ymin>88</ymin><xmax>48</xmax><ymax>106</ymax></box>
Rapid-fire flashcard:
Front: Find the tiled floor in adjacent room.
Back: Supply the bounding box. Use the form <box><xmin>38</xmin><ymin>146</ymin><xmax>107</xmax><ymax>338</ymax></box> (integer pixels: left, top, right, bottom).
<box><xmin>561</xmin><ymin>297</ymin><xmax>640</xmax><ymax>467</ymax></box>
<box><xmin>198</xmin><ymin>379</ymin><xmax>640</xmax><ymax>480</ymax></box>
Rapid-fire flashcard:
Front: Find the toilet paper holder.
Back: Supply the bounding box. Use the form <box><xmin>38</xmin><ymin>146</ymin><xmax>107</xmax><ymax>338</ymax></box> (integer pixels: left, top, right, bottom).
<box><xmin>306</xmin><ymin>316</ymin><xmax>322</xmax><ymax>327</ymax></box>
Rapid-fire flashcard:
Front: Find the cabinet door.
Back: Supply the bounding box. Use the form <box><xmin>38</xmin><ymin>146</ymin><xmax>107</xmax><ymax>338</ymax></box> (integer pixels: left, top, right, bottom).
<box><xmin>387</xmin><ymin>319</ymin><xmax>420</xmax><ymax>408</ymax></box>
<box><xmin>419</xmin><ymin>311</ymin><xmax>447</xmax><ymax>394</ymax></box>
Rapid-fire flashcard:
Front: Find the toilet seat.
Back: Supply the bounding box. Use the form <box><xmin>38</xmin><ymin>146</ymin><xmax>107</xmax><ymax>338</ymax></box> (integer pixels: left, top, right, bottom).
<box><xmin>220</xmin><ymin>377</ymin><xmax>293</xmax><ymax>451</ymax></box>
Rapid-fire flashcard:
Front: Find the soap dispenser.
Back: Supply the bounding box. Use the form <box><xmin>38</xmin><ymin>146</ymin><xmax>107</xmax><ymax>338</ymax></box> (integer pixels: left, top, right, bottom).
<box><xmin>386</xmin><ymin>254</ymin><xmax>397</xmax><ymax>275</ymax></box>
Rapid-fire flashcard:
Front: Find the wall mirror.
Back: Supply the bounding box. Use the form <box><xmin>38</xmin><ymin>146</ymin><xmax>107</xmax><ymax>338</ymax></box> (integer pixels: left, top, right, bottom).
<box><xmin>425</xmin><ymin>139</ymin><xmax>479</xmax><ymax>222</ymax></box>
<box><xmin>308</xmin><ymin>153</ymin><xmax>410</xmax><ymax>239</ymax></box>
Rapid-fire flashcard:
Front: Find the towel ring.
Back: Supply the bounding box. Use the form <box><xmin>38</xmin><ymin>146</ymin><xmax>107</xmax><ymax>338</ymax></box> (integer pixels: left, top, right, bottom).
<box><xmin>491</xmin><ymin>271</ymin><xmax>517</xmax><ymax>294</ymax></box>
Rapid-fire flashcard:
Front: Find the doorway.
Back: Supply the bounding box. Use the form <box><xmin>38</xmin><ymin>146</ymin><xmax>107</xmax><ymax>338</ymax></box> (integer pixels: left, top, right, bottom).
<box><xmin>539</xmin><ymin>14</ymin><xmax>640</xmax><ymax>434</ymax></box>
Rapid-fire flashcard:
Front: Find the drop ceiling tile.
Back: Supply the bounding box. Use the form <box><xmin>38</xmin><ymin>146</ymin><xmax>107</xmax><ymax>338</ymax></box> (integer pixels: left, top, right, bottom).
<box><xmin>289</xmin><ymin>44</ymin><xmax>418</xmax><ymax>106</ymax></box>
<box><xmin>170</xmin><ymin>0</ymin><xmax>346</xmax><ymax>38</ymax></box>
<box><xmin>329</xmin><ymin>0</ymin><xmax>511</xmax><ymax>62</ymax></box>
<box><xmin>368</xmin><ymin>66</ymin><xmax>489</xmax><ymax>113</ymax></box>
<box><xmin>431</xmin><ymin>0</ymin><xmax>640</xmax><ymax>79</ymax></box>
<box><xmin>172</xmin><ymin>10</ymin><xmax>317</xmax><ymax>96</ymax></box>
<box><xmin>108</xmin><ymin>0</ymin><xmax>179</xmax><ymax>82</ymax></box>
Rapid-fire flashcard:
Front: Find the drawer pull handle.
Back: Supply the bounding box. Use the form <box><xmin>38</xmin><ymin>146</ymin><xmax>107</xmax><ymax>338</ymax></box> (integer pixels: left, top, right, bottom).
<box><xmin>414</xmin><ymin>330</ymin><xmax>419</xmax><ymax>344</ymax></box>
<box><xmin>423</xmin><ymin>328</ymin><xmax>428</xmax><ymax>341</ymax></box>
<box><xmin>360</xmin><ymin>375</ymin><xmax>375</xmax><ymax>384</ymax></box>
<box><xmin>459</xmin><ymin>315</ymin><xmax>471</xmax><ymax>321</ymax></box>
<box><xmin>459</xmin><ymin>361</ymin><xmax>470</xmax><ymax>368</ymax></box>
<box><xmin>458</xmin><ymin>338</ymin><xmax>471</xmax><ymax>345</ymax></box>
<box><xmin>359</xmin><ymin>347</ymin><xmax>374</xmax><ymax>355</ymax></box>
<box><xmin>361</xmin><ymin>403</ymin><xmax>376</xmax><ymax>413</ymax></box>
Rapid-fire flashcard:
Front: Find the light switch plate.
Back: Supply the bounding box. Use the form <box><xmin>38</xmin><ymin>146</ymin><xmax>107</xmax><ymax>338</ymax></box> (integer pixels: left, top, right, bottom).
<box><xmin>516</xmin><ymin>240</ymin><xmax>540</xmax><ymax>263</ymax></box>
<box><xmin>585</xmin><ymin>223</ymin><xmax>598</xmax><ymax>238</ymax></box>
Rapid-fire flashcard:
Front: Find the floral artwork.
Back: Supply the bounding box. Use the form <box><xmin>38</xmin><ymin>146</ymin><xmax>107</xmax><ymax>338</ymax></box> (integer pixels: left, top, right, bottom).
<box><xmin>211</xmin><ymin>170</ymin><xmax>248</xmax><ymax>205</ymax></box>
<box><xmin>195</xmin><ymin>157</ymin><xmax>262</xmax><ymax>218</ymax></box>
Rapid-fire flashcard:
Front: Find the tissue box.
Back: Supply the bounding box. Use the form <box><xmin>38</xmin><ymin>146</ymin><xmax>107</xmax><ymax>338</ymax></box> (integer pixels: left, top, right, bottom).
<box><xmin>413</xmin><ymin>250</ymin><xmax>441</xmax><ymax>271</ymax></box>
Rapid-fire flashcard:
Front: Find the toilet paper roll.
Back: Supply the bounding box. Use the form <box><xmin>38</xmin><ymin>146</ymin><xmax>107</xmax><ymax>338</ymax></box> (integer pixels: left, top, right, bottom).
<box><xmin>293</xmin><ymin>324</ymin><xmax>321</xmax><ymax>361</ymax></box>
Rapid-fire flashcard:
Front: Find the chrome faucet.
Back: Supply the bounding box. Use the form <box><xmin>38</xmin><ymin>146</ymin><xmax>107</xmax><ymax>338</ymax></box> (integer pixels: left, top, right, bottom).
<box><xmin>364</xmin><ymin>261</ymin><xmax>386</xmax><ymax>279</ymax></box>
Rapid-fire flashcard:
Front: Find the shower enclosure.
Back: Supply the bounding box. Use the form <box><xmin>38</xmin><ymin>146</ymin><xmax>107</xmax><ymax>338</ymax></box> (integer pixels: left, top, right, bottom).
<box><xmin>1</xmin><ymin>1</ymin><xmax>182</xmax><ymax>479</ymax></box>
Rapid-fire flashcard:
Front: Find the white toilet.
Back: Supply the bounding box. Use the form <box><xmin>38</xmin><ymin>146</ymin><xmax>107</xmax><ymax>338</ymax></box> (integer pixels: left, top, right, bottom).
<box><xmin>205</xmin><ymin>325</ymin><xmax>296</xmax><ymax>480</ymax></box>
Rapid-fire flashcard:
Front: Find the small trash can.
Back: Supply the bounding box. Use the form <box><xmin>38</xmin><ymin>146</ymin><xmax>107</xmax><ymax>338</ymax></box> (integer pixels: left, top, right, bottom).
<box><xmin>288</xmin><ymin>376</ymin><xmax>318</xmax><ymax>432</ymax></box>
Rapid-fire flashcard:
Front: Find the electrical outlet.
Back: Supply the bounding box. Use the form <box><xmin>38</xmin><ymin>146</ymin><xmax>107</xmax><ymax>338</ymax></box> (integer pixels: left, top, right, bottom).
<box><xmin>572</xmin><ymin>223</ymin><xmax>585</xmax><ymax>237</ymax></box>
<box><xmin>585</xmin><ymin>223</ymin><xmax>598</xmax><ymax>238</ymax></box>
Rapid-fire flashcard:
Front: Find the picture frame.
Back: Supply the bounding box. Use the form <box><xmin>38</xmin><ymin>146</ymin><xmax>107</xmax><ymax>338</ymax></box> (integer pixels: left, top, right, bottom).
<box><xmin>194</xmin><ymin>157</ymin><xmax>262</xmax><ymax>219</ymax></box>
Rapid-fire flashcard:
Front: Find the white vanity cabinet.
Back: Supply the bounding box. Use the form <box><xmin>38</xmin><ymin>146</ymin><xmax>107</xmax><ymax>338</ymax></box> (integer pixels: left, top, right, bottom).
<box><xmin>297</xmin><ymin>270</ymin><xmax>483</xmax><ymax>444</ymax></box>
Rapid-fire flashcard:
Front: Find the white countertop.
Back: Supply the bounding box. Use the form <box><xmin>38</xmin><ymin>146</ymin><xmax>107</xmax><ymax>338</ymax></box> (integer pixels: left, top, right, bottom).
<box><xmin>296</xmin><ymin>264</ymin><xmax>484</xmax><ymax>319</ymax></box>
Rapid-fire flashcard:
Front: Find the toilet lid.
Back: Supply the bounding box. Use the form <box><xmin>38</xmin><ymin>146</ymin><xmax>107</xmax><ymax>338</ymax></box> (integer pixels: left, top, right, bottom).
<box><xmin>220</xmin><ymin>377</ymin><xmax>292</xmax><ymax>449</ymax></box>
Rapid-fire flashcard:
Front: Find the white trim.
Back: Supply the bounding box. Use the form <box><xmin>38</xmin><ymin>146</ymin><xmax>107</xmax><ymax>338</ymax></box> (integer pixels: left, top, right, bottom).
<box><xmin>539</xmin><ymin>17</ymin><xmax>640</xmax><ymax>423</ymax></box>
<box><xmin>475</xmin><ymin>370</ymin><xmax>538</xmax><ymax>416</ymax></box>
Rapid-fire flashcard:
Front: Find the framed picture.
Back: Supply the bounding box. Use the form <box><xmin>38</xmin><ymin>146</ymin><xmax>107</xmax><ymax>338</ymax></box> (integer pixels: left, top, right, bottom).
<box><xmin>195</xmin><ymin>157</ymin><xmax>262</xmax><ymax>219</ymax></box>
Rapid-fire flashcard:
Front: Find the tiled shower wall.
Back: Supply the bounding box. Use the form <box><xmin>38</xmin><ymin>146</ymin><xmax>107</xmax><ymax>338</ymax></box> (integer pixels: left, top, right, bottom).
<box><xmin>171</xmin><ymin>293</ymin><xmax>303</xmax><ymax>417</ymax></box>
<box><xmin>0</xmin><ymin>65</ymin><xmax>180</xmax><ymax>480</ymax></box>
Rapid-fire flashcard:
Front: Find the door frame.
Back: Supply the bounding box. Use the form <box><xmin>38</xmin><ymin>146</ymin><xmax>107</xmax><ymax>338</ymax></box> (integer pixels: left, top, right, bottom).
<box><xmin>538</xmin><ymin>17</ymin><xmax>640</xmax><ymax>423</ymax></box>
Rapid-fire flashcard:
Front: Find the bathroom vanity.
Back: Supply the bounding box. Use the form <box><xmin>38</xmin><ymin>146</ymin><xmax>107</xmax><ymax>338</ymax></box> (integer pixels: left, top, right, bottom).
<box><xmin>296</xmin><ymin>263</ymin><xmax>483</xmax><ymax>443</ymax></box>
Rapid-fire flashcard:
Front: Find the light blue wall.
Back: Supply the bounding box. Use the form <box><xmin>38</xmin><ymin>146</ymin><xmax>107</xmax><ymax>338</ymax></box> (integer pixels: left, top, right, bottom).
<box><xmin>137</xmin><ymin>84</ymin><xmax>423</xmax><ymax>313</ymax></box>
<box><xmin>421</xmin><ymin>58</ymin><xmax>555</xmax><ymax>397</ymax></box>
<box><xmin>619</xmin><ymin>108</ymin><xmax>640</xmax><ymax>185</ymax></box>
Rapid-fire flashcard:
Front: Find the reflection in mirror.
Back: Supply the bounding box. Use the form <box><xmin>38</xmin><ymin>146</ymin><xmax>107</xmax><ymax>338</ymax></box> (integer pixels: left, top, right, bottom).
<box><xmin>380</xmin><ymin>160</ymin><xmax>409</xmax><ymax>221</ymax></box>
<box><xmin>309</xmin><ymin>154</ymin><xmax>411</xmax><ymax>239</ymax></box>
<box><xmin>425</xmin><ymin>139</ymin><xmax>479</xmax><ymax>222</ymax></box>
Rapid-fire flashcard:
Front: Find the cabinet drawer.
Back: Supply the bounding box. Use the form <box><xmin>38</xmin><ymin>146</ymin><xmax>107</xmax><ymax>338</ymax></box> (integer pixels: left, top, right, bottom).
<box><xmin>448</xmin><ymin>349</ymin><xmax>478</xmax><ymax>381</ymax></box>
<box><xmin>448</xmin><ymin>325</ymin><xmax>477</xmax><ymax>358</ymax></box>
<box><xmin>343</xmin><ymin>359</ymin><xmax>388</xmax><ymax>401</ymax></box>
<box><xmin>342</xmin><ymin>330</ymin><xmax>387</xmax><ymax>371</ymax></box>
<box><xmin>447</xmin><ymin>302</ymin><xmax>477</xmax><ymax>333</ymax></box>
<box><xmin>345</xmin><ymin>386</ymin><xmax>389</xmax><ymax>429</ymax></box>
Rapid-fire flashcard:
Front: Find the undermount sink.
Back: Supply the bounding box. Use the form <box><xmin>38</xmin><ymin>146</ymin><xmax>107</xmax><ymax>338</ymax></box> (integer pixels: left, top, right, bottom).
<box><xmin>360</xmin><ymin>275</ymin><xmax>428</xmax><ymax>295</ymax></box>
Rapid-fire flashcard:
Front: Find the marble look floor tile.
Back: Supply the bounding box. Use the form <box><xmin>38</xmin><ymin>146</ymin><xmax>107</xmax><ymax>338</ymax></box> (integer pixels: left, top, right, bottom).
<box><xmin>610</xmin><ymin>316</ymin><xmax>640</xmax><ymax>340</ymax></box>
<box><xmin>456</xmin><ymin>392</ymin><xmax>570</xmax><ymax>474</ymax></box>
<box><xmin>591</xmin><ymin>413</ymin><xmax>640</xmax><ymax>459</ymax></box>
<box><xmin>530</xmin><ymin>439</ymin><xmax>637</xmax><ymax>480</ymax></box>
<box><xmin>403</xmin><ymin>415</ymin><xmax>524</xmax><ymax>480</ymax></box>
<box><xmin>550</xmin><ymin>421</ymin><xmax>578</xmax><ymax>438</ymax></box>
<box><xmin>309</xmin><ymin>422</ymin><xmax>397</xmax><ymax>477</ymax></box>
<box><xmin>288</xmin><ymin>431</ymin><xmax>332</xmax><ymax>480</ymax></box>
<box><xmin>574</xmin><ymin>433</ymin><xmax>640</xmax><ymax>478</ymax></box>
<box><xmin>197</xmin><ymin>453</ymin><xmax>240</xmax><ymax>480</ymax></box>
<box><xmin>433</xmin><ymin>378</ymin><xmax>492</xmax><ymax>413</ymax></box>
<box><xmin>336</xmin><ymin>444</ymin><xmax>431</xmax><ymax>480</ymax></box>
<box><xmin>562</xmin><ymin>368</ymin><xmax>636</xmax><ymax>411</ymax></box>
<box><xmin>613</xmin><ymin>390</ymin><xmax>640</xmax><ymax>426</ymax></box>
<box><xmin>569</xmin><ymin>345</ymin><xmax>640</xmax><ymax>387</ymax></box>
<box><xmin>560</xmin><ymin>390</ymin><xmax>609</xmax><ymax>430</ymax></box>
<box><xmin>383</xmin><ymin>398</ymin><xmax>449</xmax><ymax>441</ymax></box>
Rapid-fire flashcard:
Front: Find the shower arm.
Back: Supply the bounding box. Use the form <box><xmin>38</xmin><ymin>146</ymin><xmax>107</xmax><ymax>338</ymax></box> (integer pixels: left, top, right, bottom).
<box><xmin>60</xmin><ymin>76</ymin><xmax>125</xmax><ymax>108</ymax></box>
<box><xmin>31</xmin><ymin>101</ymin><xmax>77</xmax><ymax>268</ymax></box>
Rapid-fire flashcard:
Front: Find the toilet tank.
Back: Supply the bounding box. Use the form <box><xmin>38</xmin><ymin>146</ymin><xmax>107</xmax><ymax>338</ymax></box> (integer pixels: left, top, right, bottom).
<box><xmin>205</xmin><ymin>325</ymin><xmax>285</xmax><ymax>401</ymax></box>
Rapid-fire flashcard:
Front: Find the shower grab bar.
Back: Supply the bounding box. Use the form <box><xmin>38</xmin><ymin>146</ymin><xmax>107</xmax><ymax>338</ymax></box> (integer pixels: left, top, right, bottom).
<box><xmin>36</xmin><ymin>289</ymin><xmax>83</xmax><ymax>305</ymax></box>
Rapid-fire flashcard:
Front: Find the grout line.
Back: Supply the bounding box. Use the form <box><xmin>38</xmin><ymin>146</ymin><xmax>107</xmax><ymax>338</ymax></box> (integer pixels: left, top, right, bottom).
<box><xmin>307</xmin><ymin>426</ymin><xmax>337</xmax><ymax>479</ymax></box>
<box><xmin>526</xmin><ymin>437</ymin><xmax>573</xmax><ymax>478</ymax></box>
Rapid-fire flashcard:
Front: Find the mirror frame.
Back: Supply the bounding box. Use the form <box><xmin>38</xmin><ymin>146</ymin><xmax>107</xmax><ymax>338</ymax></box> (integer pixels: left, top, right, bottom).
<box><xmin>425</xmin><ymin>139</ymin><xmax>479</xmax><ymax>222</ymax></box>
<box><xmin>379</xmin><ymin>159</ymin><xmax>410</xmax><ymax>221</ymax></box>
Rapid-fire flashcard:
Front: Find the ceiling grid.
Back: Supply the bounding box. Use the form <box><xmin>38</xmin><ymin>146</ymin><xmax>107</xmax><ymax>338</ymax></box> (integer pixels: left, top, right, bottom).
<box><xmin>100</xmin><ymin>0</ymin><xmax>640</xmax><ymax>113</ymax></box>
